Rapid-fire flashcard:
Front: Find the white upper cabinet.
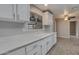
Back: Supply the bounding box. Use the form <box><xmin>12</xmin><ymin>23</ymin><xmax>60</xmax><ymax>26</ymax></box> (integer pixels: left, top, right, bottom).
<box><xmin>17</xmin><ymin>4</ymin><xmax>30</xmax><ymax>21</ymax></box>
<box><xmin>0</xmin><ymin>4</ymin><xmax>30</xmax><ymax>22</ymax></box>
<box><xmin>43</xmin><ymin>11</ymin><xmax>53</xmax><ymax>25</ymax></box>
<box><xmin>0</xmin><ymin>4</ymin><xmax>13</xmax><ymax>19</ymax></box>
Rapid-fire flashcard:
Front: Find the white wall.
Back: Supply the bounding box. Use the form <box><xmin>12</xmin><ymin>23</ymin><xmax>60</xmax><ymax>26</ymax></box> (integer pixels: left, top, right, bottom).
<box><xmin>75</xmin><ymin>19</ymin><xmax>79</xmax><ymax>38</ymax></box>
<box><xmin>56</xmin><ymin>18</ymin><xmax>79</xmax><ymax>39</ymax></box>
<box><xmin>56</xmin><ymin>19</ymin><xmax>70</xmax><ymax>38</ymax></box>
<box><xmin>0</xmin><ymin>21</ymin><xmax>25</xmax><ymax>37</ymax></box>
<box><xmin>69</xmin><ymin>18</ymin><xmax>79</xmax><ymax>38</ymax></box>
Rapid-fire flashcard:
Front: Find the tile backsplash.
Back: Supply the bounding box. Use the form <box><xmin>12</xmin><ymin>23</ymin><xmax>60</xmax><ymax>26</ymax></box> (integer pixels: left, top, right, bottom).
<box><xmin>0</xmin><ymin>21</ymin><xmax>25</xmax><ymax>36</ymax></box>
<box><xmin>43</xmin><ymin>25</ymin><xmax>53</xmax><ymax>32</ymax></box>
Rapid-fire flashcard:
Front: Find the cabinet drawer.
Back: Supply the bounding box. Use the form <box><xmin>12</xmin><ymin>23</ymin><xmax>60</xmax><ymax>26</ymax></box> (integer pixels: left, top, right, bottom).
<box><xmin>26</xmin><ymin>46</ymin><xmax>41</xmax><ymax>55</ymax></box>
<box><xmin>26</xmin><ymin>41</ymin><xmax>41</xmax><ymax>53</ymax></box>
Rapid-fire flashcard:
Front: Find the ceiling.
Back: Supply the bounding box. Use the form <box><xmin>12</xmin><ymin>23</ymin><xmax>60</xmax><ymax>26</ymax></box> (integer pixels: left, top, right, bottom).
<box><xmin>34</xmin><ymin>4</ymin><xmax>79</xmax><ymax>18</ymax></box>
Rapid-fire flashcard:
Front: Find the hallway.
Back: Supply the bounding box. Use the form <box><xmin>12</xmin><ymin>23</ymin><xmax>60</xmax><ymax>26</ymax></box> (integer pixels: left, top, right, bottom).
<box><xmin>48</xmin><ymin>38</ymin><xmax>79</xmax><ymax>55</ymax></box>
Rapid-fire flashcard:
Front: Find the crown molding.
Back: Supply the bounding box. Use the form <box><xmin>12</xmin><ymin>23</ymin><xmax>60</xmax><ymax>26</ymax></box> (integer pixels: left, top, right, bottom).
<box><xmin>43</xmin><ymin>10</ymin><xmax>53</xmax><ymax>14</ymax></box>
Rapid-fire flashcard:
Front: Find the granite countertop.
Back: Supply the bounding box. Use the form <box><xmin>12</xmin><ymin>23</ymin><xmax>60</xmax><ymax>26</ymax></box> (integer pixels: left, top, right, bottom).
<box><xmin>0</xmin><ymin>31</ymin><xmax>55</xmax><ymax>54</ymax></box>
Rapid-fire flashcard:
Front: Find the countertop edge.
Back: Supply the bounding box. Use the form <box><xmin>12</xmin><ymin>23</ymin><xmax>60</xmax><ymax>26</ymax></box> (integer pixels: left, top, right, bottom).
<box><xmin>0</xmin><ymin>32</ymin><xmax>55</xmax><ymax>55</ymax></box>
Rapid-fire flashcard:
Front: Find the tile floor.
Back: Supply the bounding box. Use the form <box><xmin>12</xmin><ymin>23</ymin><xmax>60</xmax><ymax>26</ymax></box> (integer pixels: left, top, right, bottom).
<box><xmin>48</xmin><ymin>37</ymin><xmax>79</xmax><ymax>55</ymax></box>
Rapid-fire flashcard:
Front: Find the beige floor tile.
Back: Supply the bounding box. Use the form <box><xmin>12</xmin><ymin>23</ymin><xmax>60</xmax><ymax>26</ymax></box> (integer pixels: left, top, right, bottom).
<box><xmin>48</xmin><ymin>38</ymin><xmax>79</xmax><ymax>55</ymax></box>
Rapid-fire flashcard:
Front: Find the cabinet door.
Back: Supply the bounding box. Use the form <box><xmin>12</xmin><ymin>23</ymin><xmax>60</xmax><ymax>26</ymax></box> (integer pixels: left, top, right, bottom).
<box><xmin>7</xmin><ymin>48</ymin><xmax>25</xmax><ymax>55</ymax></box>
<box><xmin>53</xmin><ymin>33</ymin><xmax>57</xmax><ymax>45</ymax></box>
<box><xmin>41</xmin><ymin>35</ymin><xmax>54</xmax><ymax>55</ymax></box>
<box><xmin>26</xmin><ymin>41</ymin><xmax>42</xmax><ymax>55</ymax></box>
<box><xmin>17</xmin><ymin>4</ymin><xmax>30</xmax><ymax>21</ymax></box>
<box><xmin>0</xmin><ymin>4</ymin><xmax>13</xmax><ymax>19</ymax></box>
<box><xmin>42</xmin><ymin>12</ymin><xmax>48</xmax><ymax>25</ymax></box>
<box><xmin>41</xmin><ymin>37</ymin><xmax>51</xmax><ymax>55</ymax></box>
<box><xmin>46</xmin><ymin>35</ymin><xmax>56</xmax><ymax>52</ymax></box>
<box><xmin>26</xmin><ymin>46</ymin><xmax>41</xmax><ymax>55</ymax></box>
<box><xmin>48</xmin><ymin>12</ymin><xmax>53</xmax><ymax>25</ymax></box>
<box><xmin>41</xmin><ymin>39</ymin><xmax>47</xmax><ymax>55</ymax></box>
<box><xmin>45</xmin><ymin>37</ymin><xmax>51</xmax><ymax>52</ymax></box>
<box><xmin>49</xmin><ymin>36</ymin><xmax>54</xmax><ymax>48</ymax></box>
<box><xmin>43</xmin><ymin>11</ymin><xmax>53</xmax><ymax>25</ymax></box>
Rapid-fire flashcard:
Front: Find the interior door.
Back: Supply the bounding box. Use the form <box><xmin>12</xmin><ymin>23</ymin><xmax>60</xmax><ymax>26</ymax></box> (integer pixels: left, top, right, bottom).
<box><xmin>70</xmin><ymin>21</ymin><xmax>76</xmax><ymax>36</ymax></box>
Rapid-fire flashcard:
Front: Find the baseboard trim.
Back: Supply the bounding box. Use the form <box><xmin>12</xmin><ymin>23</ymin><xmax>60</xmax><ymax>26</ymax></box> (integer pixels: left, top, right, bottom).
<box><xmin>57</xmin><ymin>37</ymin><xmax>69</xmax><ymax>39</ymax></box>
<box><xmin>58</xmin><ymin>37</ymin><xmax>79</xmax><ymax>40</ymax></box>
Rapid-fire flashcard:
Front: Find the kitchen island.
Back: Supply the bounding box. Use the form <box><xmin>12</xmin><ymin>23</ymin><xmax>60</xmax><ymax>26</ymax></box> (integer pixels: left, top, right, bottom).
<box><xmin>0</xmin><ymin>31</ymin><xmax>57</xmax><ymax>55</ymax></box>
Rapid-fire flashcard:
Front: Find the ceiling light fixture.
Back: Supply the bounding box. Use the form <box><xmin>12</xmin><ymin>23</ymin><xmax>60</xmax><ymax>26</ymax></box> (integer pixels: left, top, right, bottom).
<box><xmin>64</xmin><ymin>15</ymin><xmax>68</xmax><ymax>21</ymax></box>
<box><xmin>44</xmin><ymin>4</ymin><xmax>48</xmax><ymax>6</ymax></box>
<box><xmin>64</xmin><ymin>17</ymin><xmax>68</xmax><ymax>21</ymax></box>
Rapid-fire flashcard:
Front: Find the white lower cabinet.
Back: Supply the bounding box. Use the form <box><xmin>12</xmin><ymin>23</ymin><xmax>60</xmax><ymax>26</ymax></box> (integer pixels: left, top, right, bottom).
<box><xmin>41</xmin><ymin>39</ymin><xmax>47</xmax><ymax>55</ymax></box>
<box><xmin>45</xmin><ymin>36</ymin><xmax>53</xmax><ymax>53</ymax></box>
<box><xmin>41</xmin><ymin>36</ymin><xmax>52</xmax><ymax>55</ymax></box>
<box><xmin>26</xmin><ymin>47</ymin><xmax>41</xmax><ymax>55</ymax></box>
<box><xmin>25</xmin><ymin>41</ymin><xmax>42</xmax><ymax>55</ymax></box>
<box><xmin>41</xmin><ymin>34</ymin><xmax>57</xmax><ymax>55</ymax></box>
<box><xmin>7</xmin><ymin>48</ymin><xmax>25</xmax><ymax>55</ymax></box>
<box><xmin>6</xmin><ymin>34</ymin><xmax>56</xmax><ymax>55</ymax></box>
<box><xmin>48</xmin><ymin>35</ymin><xmax>54</xmax><ymax>48</ymax></box>
<box><xmin>53</xmin><ymin>33</ymin><xmax>57</xmax><ymax>45</ymax></box>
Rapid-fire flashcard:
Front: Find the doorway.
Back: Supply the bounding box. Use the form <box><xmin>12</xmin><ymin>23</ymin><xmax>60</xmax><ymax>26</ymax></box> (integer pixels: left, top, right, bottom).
<box><xmin>70</xmin><ymin>21</ymin><xmax>76</xmax><ymax>39</ymax></box>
